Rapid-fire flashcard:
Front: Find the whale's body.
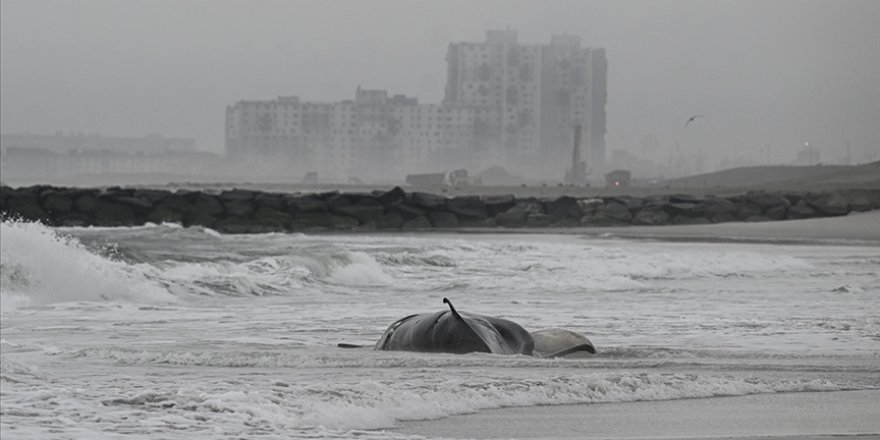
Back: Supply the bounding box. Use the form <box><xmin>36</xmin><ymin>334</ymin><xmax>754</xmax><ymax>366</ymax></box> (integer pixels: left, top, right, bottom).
<box><xmin>375</xmin><ymin>298</ymin><xmax>534</xmax><ymax>355</ymax></box>
<box><xmin>368</xmin><ymin>298</ymin><xmax>595</xmax><ymax>358</ymax></box>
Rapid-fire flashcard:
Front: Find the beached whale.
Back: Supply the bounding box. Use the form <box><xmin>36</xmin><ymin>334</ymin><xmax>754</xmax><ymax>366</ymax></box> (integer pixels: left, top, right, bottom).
<box><xmin>339</xmin><ymin>298</ymin><xmax>595</xmax><ymax>358</ymax></box>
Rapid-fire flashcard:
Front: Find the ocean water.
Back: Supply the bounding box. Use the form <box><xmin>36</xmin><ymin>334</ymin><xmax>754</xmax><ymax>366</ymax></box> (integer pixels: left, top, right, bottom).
<box><xmin>1</xmin><ymin>219</ymin><xmax>878</xmax><ymax>439</ymax></box>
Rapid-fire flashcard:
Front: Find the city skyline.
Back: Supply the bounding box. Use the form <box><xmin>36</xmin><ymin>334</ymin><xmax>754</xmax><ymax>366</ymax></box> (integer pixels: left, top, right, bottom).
<box><xmin>2</xmin><ymin>0</ymin><xmax>879</xmax><ymax>172</ymax></box>
<box><xmin>225</xmin><ymin>30</ymin><xmax>607</xmax><ymax>182</ymax></box>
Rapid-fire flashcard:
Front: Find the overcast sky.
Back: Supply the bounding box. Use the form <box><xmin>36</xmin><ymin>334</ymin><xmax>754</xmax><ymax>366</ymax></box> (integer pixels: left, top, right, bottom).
<box><xmin>2</xmin><ymin>0</ymin><xmax>879</xmax><ymax>165</ymax></box>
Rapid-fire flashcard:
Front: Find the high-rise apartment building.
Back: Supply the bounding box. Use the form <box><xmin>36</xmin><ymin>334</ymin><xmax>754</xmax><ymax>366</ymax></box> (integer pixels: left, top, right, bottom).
<box><xmin>445</xmin><ymin>30</ymin><xmax>607</xmax><ymax>178</ymax></box>
<box><xmin>225</xmin><ymin>30</ymin><xmax>606</xmax><ymax>182</ymax></box>
<box><xmin>225</xmin><ymin>88</ymin><xmax>485</xmax><ymax>181</ymax></box>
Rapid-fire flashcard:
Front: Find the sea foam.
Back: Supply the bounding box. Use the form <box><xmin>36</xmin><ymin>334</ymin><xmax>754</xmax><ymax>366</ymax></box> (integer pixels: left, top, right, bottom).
<box><xmin>0</xmin><ymin>220</ymin><xmax>176</xmax><ymax>310</ymax></box>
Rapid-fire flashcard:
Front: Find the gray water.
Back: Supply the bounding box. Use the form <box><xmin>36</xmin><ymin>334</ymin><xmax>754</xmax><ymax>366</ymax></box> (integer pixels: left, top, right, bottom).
<box><xmin>1</xmin><ymin>220</ymin><xmax>878</xmax><ymax>439</ymax></box>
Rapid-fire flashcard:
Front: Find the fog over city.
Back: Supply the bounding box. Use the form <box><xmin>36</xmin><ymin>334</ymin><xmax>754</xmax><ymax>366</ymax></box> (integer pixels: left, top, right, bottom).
<box><xmin>1</xmin><ymin>0</ymin><xmax>878</xmax><ymax>184</ymax></box>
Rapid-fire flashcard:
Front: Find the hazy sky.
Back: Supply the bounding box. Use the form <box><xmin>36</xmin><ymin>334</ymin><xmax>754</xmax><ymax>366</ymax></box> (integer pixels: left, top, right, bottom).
<box><xmin>2</xmin><ymin>0</ymin><xmax>879</xmax><ymax>165</ymax></box>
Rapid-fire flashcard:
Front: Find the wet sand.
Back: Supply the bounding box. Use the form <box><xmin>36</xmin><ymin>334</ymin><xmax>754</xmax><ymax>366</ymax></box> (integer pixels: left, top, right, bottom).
<box><xmin>522</xmin><ymin>210</ymin><xmax>880</xmax><ymax>243</ymax></box>
<box><xmin>396</xmin><ymin>390</ymin><xmax>880</xmax><ymax>439</ymax></box>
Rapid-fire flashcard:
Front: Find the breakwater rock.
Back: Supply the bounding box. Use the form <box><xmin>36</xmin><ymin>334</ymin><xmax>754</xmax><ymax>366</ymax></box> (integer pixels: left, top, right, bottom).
<box><xmin>2</xmin><ymin>185</ymin><xmax>878</xmax><ymax>233</ymax></box>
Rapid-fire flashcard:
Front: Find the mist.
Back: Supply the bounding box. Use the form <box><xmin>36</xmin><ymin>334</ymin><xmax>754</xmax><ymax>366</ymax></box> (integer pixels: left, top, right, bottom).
<box><xmin>2</xmin><ymin>0</ymin><xmax>879</xmax><ymax>184</ymax></box>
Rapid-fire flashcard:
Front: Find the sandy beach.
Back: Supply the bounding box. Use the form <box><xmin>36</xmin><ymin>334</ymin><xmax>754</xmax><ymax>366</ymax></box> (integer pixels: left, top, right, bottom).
<box><xmin>545</xmin><ymin>210</ymin><xmax>880</xmax><ymax>243</ymax></box>
<box><xmin>396</xmin><ymin>390</ymin><xmax>880</xmax><ymax>439</ymax></box>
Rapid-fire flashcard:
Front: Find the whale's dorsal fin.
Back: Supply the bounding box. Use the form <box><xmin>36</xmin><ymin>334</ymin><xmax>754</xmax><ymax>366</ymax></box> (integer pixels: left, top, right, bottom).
<box><xmin>443</xmin><ymin>297</ymin><xmax>462</xmax><ymax>319</ymax></box>
<box><xmin>442</xmin><ymin>298</ymin><xmax>516</xmax><ymax>355</ymax></box>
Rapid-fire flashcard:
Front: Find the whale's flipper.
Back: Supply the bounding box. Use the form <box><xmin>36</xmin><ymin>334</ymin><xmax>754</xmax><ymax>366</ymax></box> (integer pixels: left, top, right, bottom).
<box><xmin>542</xmin><ymin>343</ymin><xmax>596</xmax><ymax>358</ymax></box>
<box><xmin>337</xmin><ymin>343</ymin><xmax>366</xmax><ymax>349</ymax></box>
<box><xmin>531</xmin><ymin>328</ymin><xmax>596</xmax><ymax>358</ymax></box>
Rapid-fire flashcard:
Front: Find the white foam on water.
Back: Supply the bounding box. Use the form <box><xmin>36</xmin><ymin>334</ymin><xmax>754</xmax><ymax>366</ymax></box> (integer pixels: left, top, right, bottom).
<box><xmin>0</xmin><ymin>220</ymin><xmax>177</xmax><ymax>310</ymax></box>
<box><xmin>2</xmin><ymin>224</ymin><xmax>875</xmax><ymax>439</ymax></box>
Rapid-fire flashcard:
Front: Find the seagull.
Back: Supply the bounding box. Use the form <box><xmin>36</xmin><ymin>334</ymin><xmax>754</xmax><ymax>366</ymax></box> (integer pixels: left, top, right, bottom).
<box><xmin>684</xmin><ymin>114</ymin><xmax>703</xmax><ymax>130</ymax></box>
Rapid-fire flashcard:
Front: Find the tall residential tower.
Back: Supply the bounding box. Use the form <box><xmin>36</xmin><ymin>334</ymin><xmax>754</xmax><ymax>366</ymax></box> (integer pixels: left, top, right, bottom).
<box><xmin>444</xmin><ymin>30</ymin><xmax>607</xmax><ymax>178</ymax></box>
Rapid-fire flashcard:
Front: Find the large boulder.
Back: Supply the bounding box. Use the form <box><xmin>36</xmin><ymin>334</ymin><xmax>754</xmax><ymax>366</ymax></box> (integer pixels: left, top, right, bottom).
<box><xmin>333</xmin><ymin>203</ymin><xmax>385</xmax><ymax>224</ymax></box>
<box><xmin>662</xmin><ymin>202</ymin><xmax>699</xmax><ymax>218</ymax></box>
<box><xmin>544</xmin><ymin>196</ymin><xmax>582</xmax><ymax>220</ymax></box>
<box><xmin>254</xmin><ymin>192</ymin><xmax>284</xmax><ymax>210</ymax></box>
<box><xmin>690</xmin><ymin>198</ymin><xmax>737</xmax><ymax>217</ymax></box>
<box><xmin>388</xmin><ymin>201</ymin><xmax>427</xmax><ymax>220</ymax></box>
<box><xmin>113</xmin><ymin>195</ymin><xmax>153</xmax><ymax>212</ymax></box>
<box><xmin>668</xmin><ymin>194</ymin><xmax>704</xmax><ymax>204</ymax></box>
<box><xmin>42</xmin><ymin>191</ymin><xmax>75</xmax><ymax>213</ymax></box>
<box><xmin>787</xmin><ymin>200</ymin><xmax>818</xmax><ymax>220</ymax></box>
<box><xmin>806</xmin><ymin>192</ymin><xmax>851</xmax><ymax>216</ymax></box>
<box><xmin>606</xmin><ymin>196</ymin><xmax>647</xmax><ymax>212</ymax></box>
<box><xmin>376</xmin><ymin>186</ymin><xmax>406</xmax><ymax>205</ymax></box>
<box><xmin>285</xmin><ymin>195</ymin><xmax>328</xmax><ymax>213</ymax></box>
<box><xmin>496</xmin><ymin>202</ymin><xmax>544</xmax><ymax>227</ymax></box>
<box><xmin>376</xmin><ymin>212</ymin><xmax>405</xmax><ymax>229</ymax></box>
<box><xmin>6</xmin><ymin>194</ymin><xmax>49</xmax><ymax>222</ymax></box>
<box><xmin>447</xmin><ymin>196</ymin><xmax>488</xmax><ymax>220</ymax></box>
<box><xmin>401</xmin><ymin>216</ymin><xmax>432</xmax><ymax>230</ymax></box>
<box><xmin>253</xmin><ymin>207</ymin><xmax>292</xmax><ymax>224</ymax></box>
<box><xmin>192</xmin><ymin>193</ymin><xmax>225</xmax><ymax>217</ymax></box>
<box><xmin>428</xmin><ymin>211</ymin><xmax>459</xmax><ymax>228</ymax></box>
<box><xmin>223</xmin><ymin>198</ymin><xmax>256</xmax><ymax>218</ymax></box>
<box><xmin>409</xmin><ymin>192</ymin><xmax>447</xmax><ymax>211</ymax></box>
<box><xmin>220</xmin><ymin>189</ymin><xmax>256</xmax><ymax>202</ymax></box>
<box><xmin>764</xmin><ymin>204</ymin><xmax>788</xmax><ymax>221</ymax></box>
<box><xmin>325</xmin><ymin>194</ymin><xmax>353</xmax><ymax>210</ymax></box>
<box><xmin>220</xmin><ymin>190</ymin><xmax>256</xmax><ymax>218</ymax></box>
<box><xmin>132</xmin><ymin>189</ymin><xmax>171</xmax><ymax>204</ymax></box>
<box><xmin>746</xmin><ymin>191</ymin><xmax>791</xmax><ymax>211</ymax></box>
<box><xmin>586</xmin><ymin>202</ymin><xmax>632</xmax><ymax>225</ymax></box>
<box><xmin>632</xmin><ymin>206</ymin><xmax>670</xmax><ymax>226</ymax></box>
<box><xmin>93</xmin><ymin>201</ymin><xmax>137</xmax><ymax>226</ymax></box>
<box><xmin>74</xmin><ymin>194</ymin><xmax>100</xmax><ymax>213</ymax></box>
<box><xmin>835</xmin><ymin>189</ymin><xmax>880</xmax><ymax>212</ymax></box>
<box><xmin>481</xmin><ymin>194</ymin><xmax>517</xmax><ymax>216</ymax></box>
<box><xmin>0</xmin><ymin>186</ymin><xmax>15</xmax><ymax>213</ymax></box>
<box><xmin>154</xmin><ymin>195</ymin><xmax>198</xmax><ymax>221</ymax></box>
<box><xmin>576</xmin><ymin>198</ymin><xmax>604</xmax><ymax>217</ymax></box>
<box><xmin>735</xmin><ymin>202</ymin><xmax>762</xmax><ymax>221</ymax></box>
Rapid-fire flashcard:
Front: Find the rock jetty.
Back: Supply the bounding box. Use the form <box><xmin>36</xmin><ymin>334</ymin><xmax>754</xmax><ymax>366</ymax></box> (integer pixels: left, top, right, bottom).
<box><xmin>1</xmin><ymin>185</ymin><xmax>878</xmax><ymax>233</ymax></box>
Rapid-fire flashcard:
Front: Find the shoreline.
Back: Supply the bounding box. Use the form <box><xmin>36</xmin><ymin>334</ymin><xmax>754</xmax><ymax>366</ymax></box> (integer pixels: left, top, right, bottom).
<box><xmin>394</xmin><ymin>390</ymin><xmax>880</xmax><ymax>439</ymax></box>
<box><xmin>527</xmin><ymin>210</ymin><xmax>880</xmax><ymax>243</ymax></box>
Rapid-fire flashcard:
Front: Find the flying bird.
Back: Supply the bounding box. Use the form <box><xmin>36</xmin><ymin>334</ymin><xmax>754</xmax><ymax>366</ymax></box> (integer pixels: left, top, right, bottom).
<box><xmin>684</xmin><ymin>114</ymin><xmax>703</xmax><ymax>130</ymax></box>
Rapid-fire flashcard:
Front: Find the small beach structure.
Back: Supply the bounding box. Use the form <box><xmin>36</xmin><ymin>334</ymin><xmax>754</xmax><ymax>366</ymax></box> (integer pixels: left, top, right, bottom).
<box><xmin>605</xmin><ymin>169</ymin><xmax>631</xmax><ymax>188</ymax></box>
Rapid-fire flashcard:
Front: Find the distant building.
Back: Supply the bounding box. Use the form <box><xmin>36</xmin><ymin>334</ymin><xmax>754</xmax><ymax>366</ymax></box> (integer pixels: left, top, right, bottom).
<box><xmin>225</xmin><ymin>30</ymin><xmax>607</xmax><ymax>182</ymax></box>
<box><xmin>0</xmin><ymin>146</ymin><xmax>221</xmax><ymax>182</ymax></box>
<box><xmin>0</xmin><ymin>132</ymin><xmax>195</xmax><ymax>156</ymax></box>
<box><xmin>605</xmin><ymin>169</ymin><xmax>631</xmax><ymax>188</ymax></box>
<box><xmin>225</xmin><ymin>88</ymin><xmax>486</xmax><ymax>182</ymax></box>
<box><xmin>0</xmin><ymin>133</ymin><xmax>211</xmax><ymax>183</ymax></box>
<box><xmin>444</xmin><ymin>30</ymin><xmax>607</xmax><ymax>178</ymax></box>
